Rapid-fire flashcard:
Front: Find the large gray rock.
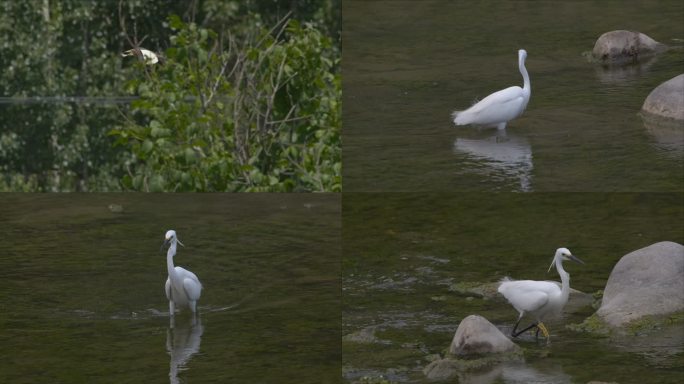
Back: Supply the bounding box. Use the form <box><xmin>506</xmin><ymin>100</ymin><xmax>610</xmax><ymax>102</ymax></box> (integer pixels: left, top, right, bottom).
<box><xmin>641</xmin><ymin>114</ymin><xmax>684</xmax><ymax>158</ymax></box>
<box><xmin>449</xmin><ymin>315</ymin><xmax>520</xmax><ymax>355</ymax></box>
<box><xmin>641</xmin><ymin>74</ymin><xmax>684</xmax><ymax>121</ymax></box>
<box><xmin>592</xmin><ymin>30</ymin><xmax>666</xmax><ymax>65</ymax></box>
<box><xmin>424</xmin><ymin>315</ymin><xmax>523</xmax><ymax>380</ymax></box>
<box><xmin>597</xmin><ymin>242</ymin><xmax>684</xmax><ymax>327</ymax></box>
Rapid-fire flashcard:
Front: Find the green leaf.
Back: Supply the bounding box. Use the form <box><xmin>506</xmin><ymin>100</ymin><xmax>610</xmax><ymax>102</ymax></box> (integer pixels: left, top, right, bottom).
<box><xmin>132</xmin><ymin>175</ymin><xmax>143</xmax><ymax>190</ymax></box>
<box><xmin>149</xmin><ymin>175</ymin><xmax>164</xmax><ymax>192</ymax></box>
<box><xmin>142</xmin><ymin>140</ymin><xmax>154</xmax><ymax>154</ymax></box>
<box><xmin>149</xmin><ymin>120</ymin><xmax>163</xmax><ymax>137</ymax></box>
<box><xmin>168</xmin><ymin>14</ymin><xmax>183</xmax><ymax>30</ymax></box>
<box><xmin>122</xmin><ymin>175</ymin><xmax>132</xmax><ymax>189</ymax></box>
<box><xmin>184</xmin><ymin>147</ymin><xmax>196</xmax><ymax>163</ymax></box>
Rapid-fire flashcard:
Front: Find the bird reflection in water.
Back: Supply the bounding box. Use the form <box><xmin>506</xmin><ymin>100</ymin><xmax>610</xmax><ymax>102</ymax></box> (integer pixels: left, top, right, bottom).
<box><xmin>453</xmin><ymin>130</ymin><xmax>533</xmax><ymax>192</ymax></box>
<box><xmin>167</xmin><ymin>316</ymin><xmax>204</xmax><ymax>384</ymax></box>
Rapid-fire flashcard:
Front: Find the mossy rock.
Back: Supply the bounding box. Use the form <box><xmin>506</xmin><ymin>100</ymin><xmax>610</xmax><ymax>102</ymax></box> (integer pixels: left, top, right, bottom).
<box><xmin>355</xmin><ymin>376</ymin><xmax>393</xmax><ymax>384</ymax></box>
<box><xmin>569</xmin><ymin>311</ymin><xmax>684</xmax><ymax>337</ymax></box>
<box><xmin>567</xmin><ymin>313</ymin><xmax>612</xmax><ymax>335</ymax></box>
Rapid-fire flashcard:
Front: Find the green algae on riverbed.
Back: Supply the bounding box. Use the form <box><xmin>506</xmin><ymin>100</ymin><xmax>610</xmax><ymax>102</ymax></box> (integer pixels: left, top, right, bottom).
<box><xmin>343</xmin><ymin>192</ymin><xmax>684</xmax><ymax>383</ymax></box>
<box><xmin>570</xmin><ymin>311</ymin><xmax>684</xmax><ymax>337</ymax></box>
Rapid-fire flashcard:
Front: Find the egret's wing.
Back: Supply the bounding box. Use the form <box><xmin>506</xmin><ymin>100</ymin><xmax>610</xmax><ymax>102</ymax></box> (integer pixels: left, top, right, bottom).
<box><xmin>498</xmin><ymin>279</ymin><xmax>553</xmax><ymax>312</ymax></box>
<box><xmin>173</xmin><ymin>266</ymin><xmax>202</xmax><ymax>301</ymax></box>
<box><xmin>466</xmin><ymin>86</ymin><xmax>523</xmax><ymax>115</ymax></box>
<box><xmin>499</xmin><ymin>279</ymin><xmax>558</xmax><ymax>294</ymax></box>
<box><xmin>182</xmin><ymin>276</ymin><xmax>202</xmax><ymax>302</ymax></box>
<box><xmin>454</xmin><ymin>86</ymin><xmax>525</xmax><ymax>126</ymax></box>
<box><xmin>511</xmin><ymin>290</ymin><xmax>548</xmax><ymax>313</ymax></box>
<box><xmin>175</xmin><ymin>266</ymin><xmax>200</xmax><ymax>283</ymax></box>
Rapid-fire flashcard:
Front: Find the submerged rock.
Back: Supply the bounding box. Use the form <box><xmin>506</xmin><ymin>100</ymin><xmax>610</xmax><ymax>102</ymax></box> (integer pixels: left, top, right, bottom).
<box><xmin>641</xmin><ymin>74</ymin><xmax>684</xmax><ymax>121</ymax></box>
<box><xmin>449</xmin><ymin>315</ymin><xmax>520</xmax><ymax>355</ymax></box>
<box><xmin>641</xmin><ymin>112</ymin><xmax>684</xmax><ymax>158</ymax></box>
<box><xmin>427</xmin><ymin>360</ymin><xmax>574</xmax><ymax>383</ymax></box>
<box><xmin>342</xmin><ymin>326</ymin><xmax>389</xmax><ymax>345</ymax></box>
<box><xmin>108</xmin><ymin>203</ymin><xmax>124</xmax><ymax>213</ymax></box>
<box><xmin>592</xmin><ymin>30</ymin><xmax>666</xmax><ymax>65</ymax></box>
<box><xmin>449</xmin><ymin>281</ymin><xmax>500</xmax><ymax>298</ymax></box>
<box><xmin>597</xmin><ymin>242</ymin><xmax>684</xmax><ymax>327</ymax></box>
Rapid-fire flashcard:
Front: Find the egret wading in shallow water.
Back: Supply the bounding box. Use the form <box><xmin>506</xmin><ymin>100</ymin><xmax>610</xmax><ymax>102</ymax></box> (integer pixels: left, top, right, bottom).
<box><xmin>121</xmin><ymin>48</ymin><xmax>159</xmax><ymax>65</ymax></box>
<box><xmin>452</xmin><ymin>49</ymin><xmax>531</xmax><ymax>130</ymax></box>
<box><xmin>498</xmin><ymin>247</ymin><xmax>584</xmax><ymax>342</ymax></box>
<box><xmin>162</xmin><ymin>230</ymin><xmax>202</xmax><ymax>318</ymax></box>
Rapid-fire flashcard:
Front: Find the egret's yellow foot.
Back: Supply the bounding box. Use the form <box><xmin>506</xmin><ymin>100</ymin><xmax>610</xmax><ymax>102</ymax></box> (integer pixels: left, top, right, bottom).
<box><xmin>537</xmin><ymin>322</ymin><xmax>550</xmax><ymax>339</ymax></box>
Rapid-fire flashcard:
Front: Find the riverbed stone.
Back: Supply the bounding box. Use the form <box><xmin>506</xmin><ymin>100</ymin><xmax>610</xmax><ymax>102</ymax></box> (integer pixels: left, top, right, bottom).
<box><xmin>597</xmin><ymin>241</ymin><xmax>684</xmax><ymax>327</ymax></box>
<box><xmin>641</xmin><ymin>74</ymin><xmax>684</xmax><ymax>120</ymax></box>
<box><xmin>641</xmin><ymin>114</ymin><xmax>684</xmax><ymax>159</ymax></box>
<box><xmin>449</xmin><ymin>315</ymin><xmax>520</xmax><ymax>355</ymax></box>
<box><xmin>592</xmin><ymin>30</ymin><xmax>665</xmax><ymax>65</ymax></box>
<box><xmin>424</xmin><ymin>315</ymin><xmax>523</xmax><ymax>380</ymax></box>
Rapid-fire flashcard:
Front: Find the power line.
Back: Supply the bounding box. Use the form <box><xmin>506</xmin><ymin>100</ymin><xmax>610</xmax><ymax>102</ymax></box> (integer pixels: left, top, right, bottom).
<box><xmin>0</xmin><ymin>96</ymin><xmax>139</xmax><ymax>105</ymax></box>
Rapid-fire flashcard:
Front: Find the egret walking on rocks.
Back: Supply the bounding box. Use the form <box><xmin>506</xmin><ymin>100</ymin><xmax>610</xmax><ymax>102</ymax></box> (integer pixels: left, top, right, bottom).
<box><xmin>498</xmin><ymin>247</ymin><xmax>584</xmax><ymax>342</ymax></box>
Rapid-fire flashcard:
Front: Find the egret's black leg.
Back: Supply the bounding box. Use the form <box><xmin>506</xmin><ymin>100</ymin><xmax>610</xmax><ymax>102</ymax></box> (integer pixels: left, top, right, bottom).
<box><xmin>511</xmin><ymin>319</ymin><xmax>520</xmax><ymax>336</ymax></box>
<box><xmin>511</xmin><ymin>313</ymin><xmax>523</xmax><ymax>337</ymax></box>
<box><xmin>512</xmin><ymin>322</ymin><xmax>538</xmax><ymax>337</ymax></box>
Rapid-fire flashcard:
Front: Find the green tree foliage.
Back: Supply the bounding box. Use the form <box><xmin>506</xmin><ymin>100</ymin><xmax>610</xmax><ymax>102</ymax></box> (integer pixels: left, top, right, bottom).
<box><xmin>0</xmin><ymin>1</ymin><xmax>132</xmax><ymax>191</ymax></box>
<box><xmin>0</xmin><ymin>0</ymin><xmax>339</xmax><ymax>191</ymax></box>
<box><xmin>112</xmin><ymin>15</ymin><xmax>340</xmax><ymax>191</ymax></box>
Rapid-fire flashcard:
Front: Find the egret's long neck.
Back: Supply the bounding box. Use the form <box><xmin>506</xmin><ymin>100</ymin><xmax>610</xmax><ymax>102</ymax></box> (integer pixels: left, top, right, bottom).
<box><xmin>556</xmin><ymin>258</ymin><xmax>570</xmax><ymax>301</ymax></box>
<box><xmin>167</xmin><ymin>243</ymin><xmax>177</xmax><ymax>278</ymax></box>
<box><xmin>519</xmin><ymin>56</ymin><xmax>530</xmax><ymax>93</ymax></box>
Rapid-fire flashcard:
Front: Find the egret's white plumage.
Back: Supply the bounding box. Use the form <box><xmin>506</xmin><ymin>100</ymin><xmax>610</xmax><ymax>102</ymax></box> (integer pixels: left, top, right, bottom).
<box><xmin>452</xmin><ymin>49</ymin><xmax>531</xmax><ymax>130</ymax></box>
<box><xmin>122</xmin><ymin>48</ymin><xmax>159</xmax><ymax>65</ymax></box>
<box><xmin>163</xmin><ymin>230</ymin><xmax>202</xmax><ymax>316</ymax></box>
<box><xmin>498</xmin><ymin>247</ymin><xmax>584</xmax><ymax>341</ymax></box>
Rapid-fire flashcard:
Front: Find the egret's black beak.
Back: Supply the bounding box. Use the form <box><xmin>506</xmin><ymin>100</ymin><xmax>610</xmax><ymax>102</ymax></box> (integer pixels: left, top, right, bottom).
<box><xmin>569</xmin><ymin>254</ymin><xmax>585</xmax><ymax>265</ymax></box>
<box><xmin>160</xmin><ymin>238</ymin><xmax>171</xmax><ymax>253</ymax></box>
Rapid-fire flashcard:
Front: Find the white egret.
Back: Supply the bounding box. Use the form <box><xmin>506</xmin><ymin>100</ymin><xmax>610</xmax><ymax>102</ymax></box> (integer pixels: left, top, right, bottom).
<box><xmin>498</xmin><ymin>247</ymin><xmax>584</xmax><ymax>341</ymax></box>
<box><xmin>162</xmin><ymin>230</ymin><xmax>202</xmax><ymax>317</ymax></box>
<box><xmin>452</xmin><ymin>49</ymin><xmax>531</xmax><ymax>130</ymax></box>
<box><xmin>121</xmin><ymin>48</ymin><xmax>159</xmax><ymax>65</ymax></box>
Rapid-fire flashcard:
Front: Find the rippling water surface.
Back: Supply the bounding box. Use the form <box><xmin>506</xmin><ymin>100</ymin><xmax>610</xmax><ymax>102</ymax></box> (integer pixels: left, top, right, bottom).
<box><xmin>0</xmin><ymin>194</ymin><xmax>340</xmax><ymax>383</ymax></box>
<box><xmin>343</xmin><ymin>0</ymin><xmax>684</xmax><ymax>191</ymax></box>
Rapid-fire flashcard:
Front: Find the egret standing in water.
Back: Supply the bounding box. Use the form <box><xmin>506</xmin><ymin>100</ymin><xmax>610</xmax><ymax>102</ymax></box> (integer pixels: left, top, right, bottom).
<box><xmin>498</xmin><ymin>247</ymin><xmax>584</xmax><ymax>342</ymax></box>
<box><xmin>122</xmin><ymin>48</ymin><xmax>159</xmax><ymax>65</ymax></box>
<box><xmin>162</xmin><ymin>230</ymin><xmax>202</xmax><ymax>318</ymax></box>
<box><xmin>452</xmin><ymin>49</ymin><xmax>531</xmax><ymax>130</ymax></box>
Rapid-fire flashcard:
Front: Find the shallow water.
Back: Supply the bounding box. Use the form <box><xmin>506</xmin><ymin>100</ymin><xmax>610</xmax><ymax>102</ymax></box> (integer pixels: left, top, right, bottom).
<box><xmin>0</xmin><ymin>194</ymin><xmax>341</xmax><ymax>383</ymax></box>
<box><xmin>342</xmin><ymin>193</ymin><xmax>684</xmax><ymax>383</ymax></box>
<box><xmin>343</xmin><ymin>0</ymin><xmax>684</xmax><ymax>192</ymax></box>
